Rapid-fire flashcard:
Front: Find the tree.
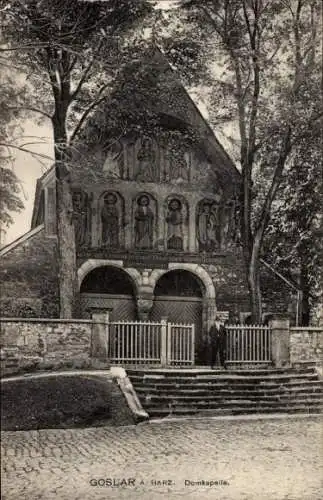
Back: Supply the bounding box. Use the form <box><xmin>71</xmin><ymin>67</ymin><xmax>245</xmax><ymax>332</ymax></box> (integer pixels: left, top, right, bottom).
<box><xmin>264</xmin><ymin>133</ymin><xmax>322</xmax><ymax>325</ymax></box>
<box><xmin>0</xmin><ymin>72</ymin><xmax>24</xmax><ymax>237</ymax></box>
<box><xmin>0</xmin><ymin>166</ymin><xmax>24</xmax><ymax>230</ymax></box>
<box><xmin>174</xmin><ymin>0</ymin><xmax>322</xmax><ymax>321</ymax></box>
<box><xmin>2</xmin><ymin>0</ymin><xmax>152</xmax><ymax>317</ymax></box>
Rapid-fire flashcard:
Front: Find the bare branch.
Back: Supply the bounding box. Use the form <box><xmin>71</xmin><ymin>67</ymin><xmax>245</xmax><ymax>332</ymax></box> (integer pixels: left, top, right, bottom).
<box><xmin>0</xmin><ymin>143</ymin><xmax>54</xmax><ymax>161</ymax></box>
<box><xmin>70</xmin><ymin>39</ymin><xmax>105</xmax><ymax>101</ymax></box>
<box><xmin>4</xmin><ymin>105</ymin><xmax>52</xmax><ymax>120</ymax></box>
<box><xmin>69</xmin><ymin>83</ymin><xmax>113</xmax><ymax>143</ymax></box>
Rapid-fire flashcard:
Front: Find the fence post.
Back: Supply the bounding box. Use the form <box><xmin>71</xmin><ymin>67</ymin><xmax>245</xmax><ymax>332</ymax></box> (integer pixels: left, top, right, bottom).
<box><xmin>191</xmin><ymin>324</ymin><xmax>195</xmax><ymax>365</ymax></box>
<box><xmin>270</xmin><ymin>318</ymin><xmax>290</xmax><ymax>368</ymax></box>
<box><xmin>160</xmin><ymin>318</ymin><xmax>167</xmax><ymax>366</ymax></box>
<box><xmin>91</xmin><ymin>312</ymin><xmax>110</xmax><ymax>364</ymax></box>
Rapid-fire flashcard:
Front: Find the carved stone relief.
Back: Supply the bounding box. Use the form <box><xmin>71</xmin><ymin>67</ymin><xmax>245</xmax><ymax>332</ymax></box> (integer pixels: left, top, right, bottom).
<box><xmin>72</xmin><ymin>190</ymin><xmax>90</xmax><ymax>247</ymax></box>
<box><xmin>102</xmin><ymin>140</ymin><xmax>124</xmax><ymax>179</ymax></box>
<box><xmin>165</xmin><ymin>196</ymin><xmax>189</xmax><ymax>251</ymax></box>
<box><xmin>196</xmin><ymin>199</ymin><xmax>221</xmax><ymax>252</ymax></box>
<box><xmin>135</xmin><ymin>136</ymin><xmax>158</xmax><ymax>182</ymax></box>
<box><xmin>99</xmin><ymin>191</ymin><xmax>124</xmax><ymax>248</ymax></box>
<box><xmin>133</xmin><ymin>193</ymin><xmax>156</xmax><ymax>249</ymax></box>
<box><xmin>165</xmin><ymin>142</ymin><xmax>190</xmax><ymax>183</ymax></box>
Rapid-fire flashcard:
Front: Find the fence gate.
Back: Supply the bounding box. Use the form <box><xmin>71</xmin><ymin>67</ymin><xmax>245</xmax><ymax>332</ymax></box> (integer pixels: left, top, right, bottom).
<box><xmin>226</xmin><ymin>324</ymin><xmax>272</xmax><ymax>365</ymax></box>
<box><xmin>108</xmin><ymin>320</ymin><xmax>195</xmax><ymax>365</ymax></box>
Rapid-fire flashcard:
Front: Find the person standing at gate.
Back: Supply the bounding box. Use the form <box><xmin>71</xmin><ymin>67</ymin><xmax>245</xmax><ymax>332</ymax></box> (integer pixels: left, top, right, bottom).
<box><xmin>209</xmin><ymin>317</ymin><xmax>227</xmax><ymax>369</ymax></box>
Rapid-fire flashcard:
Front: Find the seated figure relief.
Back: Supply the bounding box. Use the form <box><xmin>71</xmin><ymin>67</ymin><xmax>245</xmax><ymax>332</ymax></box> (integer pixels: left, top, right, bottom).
<box><xmin>166</xmin><ymin>145</ymin><xmax>189</xmax><ymax>183</ymax></box>
<box><xmin>135</xmin><ymin>137</ymin><xmax>157</xmax><ymax>182</ymax></box>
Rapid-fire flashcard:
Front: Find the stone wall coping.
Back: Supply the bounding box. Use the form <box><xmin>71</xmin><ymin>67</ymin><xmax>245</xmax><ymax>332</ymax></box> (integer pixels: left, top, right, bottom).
<box><xmin>0</xmin><ymin>224</ymin><xmax>45</xmax><ymax>257</ymax></box>
<box><xmin>0</xmin><ymin>318</ymin><xmax>104</xmax><ymax>325</ymax></box>
<box><xmin>290</xmin><ymin>327</ymin><xmax>323</xmax><ymax>332</ymax></box>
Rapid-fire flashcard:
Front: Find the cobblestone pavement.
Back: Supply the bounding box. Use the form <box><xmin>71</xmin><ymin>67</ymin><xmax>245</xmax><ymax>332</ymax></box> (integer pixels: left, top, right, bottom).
<box><xmin>1</xmin><ymin>416</ymin><xmax>322</xmax><ymax>500</ymax></box>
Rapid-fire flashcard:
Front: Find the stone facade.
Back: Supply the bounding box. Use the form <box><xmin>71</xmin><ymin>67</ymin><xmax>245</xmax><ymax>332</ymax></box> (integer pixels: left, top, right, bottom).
<box><xmin>0</xmin><ymin>51</ymin><xmax>301</xmax><ymax>337</ymax></box>
<box><xmin>290</xmin><ymin>327</ymin><xmax>323</xmax><ymax>370</ymax></box>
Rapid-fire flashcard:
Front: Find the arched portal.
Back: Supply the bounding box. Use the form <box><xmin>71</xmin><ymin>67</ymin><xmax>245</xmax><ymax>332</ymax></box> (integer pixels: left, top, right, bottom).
<box><xmin>151</xmin><ymin>270</ymin><xmax>205</xmax><ymax>360</ymax></box>
<box><xmin>80</xmin><ymin>266</ymin><xmax>136</xmax><ymax>320</ymax></box>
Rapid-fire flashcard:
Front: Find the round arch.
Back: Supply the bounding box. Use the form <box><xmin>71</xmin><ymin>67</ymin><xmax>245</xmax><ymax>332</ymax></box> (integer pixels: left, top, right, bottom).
<box><xmin>77</xmin><ymin>259</ymin><xmax>141</xmax><ymax>294</ymax></box>
<box><xmin>80</xmin><ymin>266</ymin><xmax>136</xmax><ymax>295</ymax></box>
<box><xmin>149</xmin><ymin>263</ymin><xmax>216</xmax><ymax>301</ymax></box>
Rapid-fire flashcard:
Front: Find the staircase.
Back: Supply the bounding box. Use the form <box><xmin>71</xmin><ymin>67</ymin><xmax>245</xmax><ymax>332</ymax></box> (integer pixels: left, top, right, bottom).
<box><xmin>127</xmin><ymin>366</ymin><xmax>323</xmax><ymax>418</ymax></box>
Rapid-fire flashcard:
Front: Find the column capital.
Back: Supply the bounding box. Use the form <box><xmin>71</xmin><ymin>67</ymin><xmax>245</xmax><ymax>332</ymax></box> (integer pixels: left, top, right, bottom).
<box><xmin>137</xmin><ymin>296</ymin><xmax>154</xmax><ymax>321</ymax></box>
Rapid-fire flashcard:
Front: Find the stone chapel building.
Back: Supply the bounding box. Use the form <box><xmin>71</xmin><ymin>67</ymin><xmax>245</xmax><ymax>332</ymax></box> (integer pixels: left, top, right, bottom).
<box><xmin>0</xmin><ymin>50</ymin><xmax>299</xmax><ymax>348</ymax></box>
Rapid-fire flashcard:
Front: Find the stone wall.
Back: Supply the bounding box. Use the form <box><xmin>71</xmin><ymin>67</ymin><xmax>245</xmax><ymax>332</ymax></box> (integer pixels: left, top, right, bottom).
<box><xmin>0</xmin><ymin>228</ymin><xmax>59</xmax><ymax>318</ymax></box>
<box><xmin>290</xmin><ymin>327</ymin><xmax>323</xmax><ymax>370</ymax></box>
<box><xmin>0</xmin><ymin>318</ymin><xmax>107</xmax><ymax>375</ymax></box>
<box><xmin>202</xmin><ymin>256</ymin><xmax>249</xmax><ymax>317</ymax></box>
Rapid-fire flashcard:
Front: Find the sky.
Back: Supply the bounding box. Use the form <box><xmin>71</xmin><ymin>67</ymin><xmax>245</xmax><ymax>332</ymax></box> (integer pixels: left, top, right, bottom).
<box><xmin>3</xmin><ymin>120</ymin><xmax>53</xmax><ymax>245</ymax></box>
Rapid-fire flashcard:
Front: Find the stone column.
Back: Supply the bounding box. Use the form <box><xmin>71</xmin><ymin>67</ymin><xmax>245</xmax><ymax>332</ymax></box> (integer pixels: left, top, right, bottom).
<box><xmin>124</xmin><ymin>196</ymin><xmax>133</xmax><ymax>249</ymax></box>
<box><xmin>137</xmin><ymin>296</ymin><xmax>154</xmax><ymax>321</ymax></box>
<box><xmin>91</xmin><ymin>312</ymin><xmax>110</xmax><ymax>363</ymax></box>
<box><xmin>270</xmin><ymin>318</ymin><xmax>290</xmax><ymax>368</ymax></box>
<box><xmin>91</xmin><ymin>193</ymin><xmax>99</xmax><ymax>247</ymax></box>
<box><xmin>188</xmin><ymin>199</ymin><xmax>197</xmax><ymax>252</ymax></box>
<box><xmin>204</xmin><ymin>298</ymin><xmax>217</xmax><ymax>329</ymax></box>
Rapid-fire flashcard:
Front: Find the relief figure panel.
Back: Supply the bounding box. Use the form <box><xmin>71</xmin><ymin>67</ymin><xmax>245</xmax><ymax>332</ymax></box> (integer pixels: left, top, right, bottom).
<box><xmin>102</xmin><ymin>140</ymin><xmax>124</xmax><ymax>179</ymax></box>
<box><xmin>134</xmin><ymin>136</ymin><xmax>159</xmax><ymax>182</ymax></box>
<box><xmin>72</xmin><ymin>190</ymin><xmax>90</xmax><ymax>248</ymax></box>
<box><xmin>99</xmin><ymin>191</ymin><xmax>125</xmax><ymax>248</ymax></box>
<box><xmin>165</xmin><ymin>196</ymin><xmax>189</xmax><ymax>251</ymax></box>
<box><xmin>133</xmin><ymin>193</ymin><xmax>157</xmax><ymax>249</ymax></box>
<box><xmin>197</xmin><ymin>199</ymin><xmax>221</xmax><ymax>252</ymax></box>
<box><xmin>164</xmin><ymin>141</ymin><xmax>190</xmax><ymax>184</ymax></box>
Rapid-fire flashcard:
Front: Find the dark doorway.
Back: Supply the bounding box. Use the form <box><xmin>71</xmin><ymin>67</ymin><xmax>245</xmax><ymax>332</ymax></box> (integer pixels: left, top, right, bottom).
<box><xmin>80</xmin><ymin>266</ymin><xmax>136</xmax><ymax>320</ymax></box>
<box><xmin>151</xmin><ymin>270</ymin><xmax>204</xmax><ymax>363</ymax></box>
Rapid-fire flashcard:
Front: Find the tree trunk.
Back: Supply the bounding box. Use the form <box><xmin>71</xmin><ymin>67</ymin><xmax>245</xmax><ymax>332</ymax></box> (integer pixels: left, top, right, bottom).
<box><xmin>247</xmin><ymin>234</ymin><xmax>262</xmax><ymax>323</ymax></box>
<box><xmin>300</xmin><ymin>263</ymin><xmax>311</xmax><ymax>326</ymax></box>
<box><xmin>53</xmin><ymin>113</ymin><xmax>79</xmax><ymax>318</ymax></box>
<box><xmin>56</xmin><ymin>175</ymin><xmax>79</xmax><ymax>318</ymax></box>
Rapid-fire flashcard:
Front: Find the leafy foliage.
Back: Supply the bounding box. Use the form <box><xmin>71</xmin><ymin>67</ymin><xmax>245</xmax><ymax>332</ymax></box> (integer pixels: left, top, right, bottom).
<box><xmin>170</xmin><ymin>0</ymin><xmax>322</xmax><ymax>321</ymax></box>
<box><xmin>0</xmin><ymin>72</ymin><xmax>25</xmax><ymax>229</ymax></box>
<box><xmin>0</xmin><ymin>166</ymin><xmax>24</xmax><ymax>227</ymax></box>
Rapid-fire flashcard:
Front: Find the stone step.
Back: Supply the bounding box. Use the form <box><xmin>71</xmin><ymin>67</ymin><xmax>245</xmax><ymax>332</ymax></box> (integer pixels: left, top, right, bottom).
<box><xmin>129</xmin><ymin>373</ymin><xmax>320</xmax><ymax>383</ymax></box>
<box><xmin>126</xmin><ymin>367</ymin><xmax>317</xmax><ymax>378</ymax></box>
<box><xmin>144</xmin><ymin>399</ymin><xmax>323</xmax><ymax>414</ymax></box>
<box><xmin>126</xmin><ymin>366</ymin><xmax>316</xmax><ymax>375</ymax></box>
<box><xmin>146</xmin><ymin>404</ymin><xmax>323</xmax><ymax>418</ymax></box>
<box><xmin>131</xmin><ymin>380</ymin><xmax>323</xmax><ymax>392</ymax></box>
<box><xmin>134</xmin><ymin>385</ymin><xmax>323</xmax><ymax>396</ymax></box>
<box><xmin>139</xmin><ymin>393</ymin><xmax>323</xmax><ymax>403</ymax></box>
<box><xmin>128</xmin><ymin>367</ymin><xmax>323</xmax><ymax>417</ymax></box>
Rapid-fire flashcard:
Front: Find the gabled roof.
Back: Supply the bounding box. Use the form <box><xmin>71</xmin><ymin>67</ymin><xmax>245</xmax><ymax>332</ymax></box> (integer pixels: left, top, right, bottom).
<box><xmin>80</xmin><ymin>45</ymin><xmax>240</xmax><ymax>184</ymax></box>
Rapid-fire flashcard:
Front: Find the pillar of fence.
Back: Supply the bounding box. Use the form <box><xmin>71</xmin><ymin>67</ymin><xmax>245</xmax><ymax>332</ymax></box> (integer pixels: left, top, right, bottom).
<box><xmin>270</xmin><ymin>318</ymin><xmax>290</xmax><ymax>368</ymax></box>
<box><xmin>160</xmin><ymin>318</ymin><xmax>168</xmax><ymax>366</ymax></box>
<box><xmin>91</xmin><ymin>312</ymin><xmax>110</xmax><ymax>363</ymax></box>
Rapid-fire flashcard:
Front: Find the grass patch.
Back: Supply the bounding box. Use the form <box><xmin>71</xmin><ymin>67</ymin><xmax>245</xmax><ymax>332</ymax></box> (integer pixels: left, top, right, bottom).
<box><xmin>1</xmin><ymin>374</ymin><xmax>122</xmax><ymax>430</ymax></box>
